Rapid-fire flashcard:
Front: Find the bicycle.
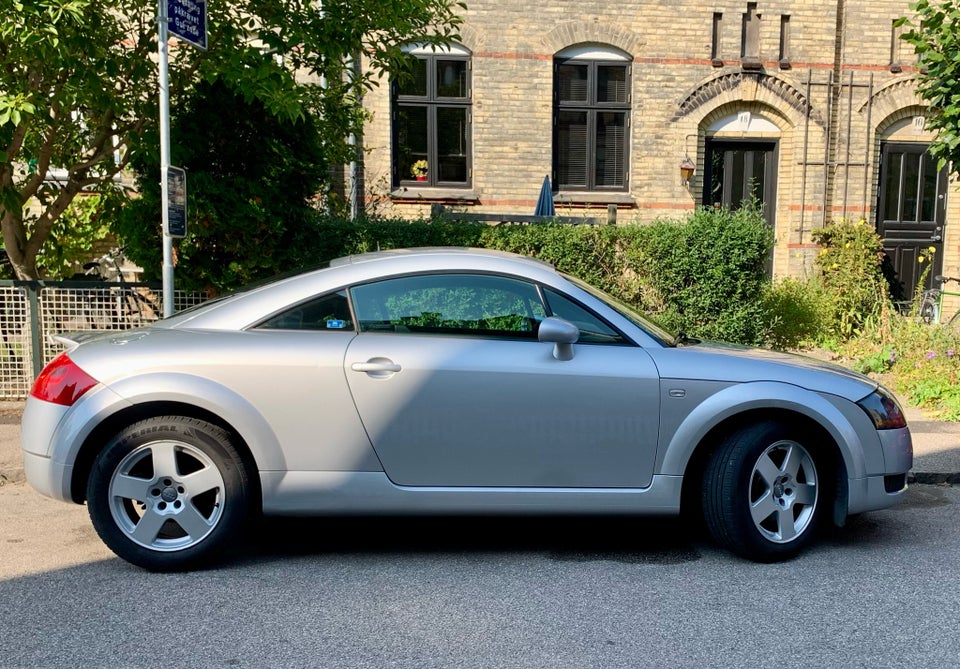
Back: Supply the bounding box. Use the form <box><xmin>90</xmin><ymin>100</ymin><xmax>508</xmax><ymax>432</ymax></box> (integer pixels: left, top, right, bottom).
<box><xmin>919</xmin><ymin>275</ymin><xmax>960</xmax><ymax>327</ymax></box>
<box><xmin>78</xmin><ymin>247</ymin><xmax>161</xmax><ymax>328</ymax></box>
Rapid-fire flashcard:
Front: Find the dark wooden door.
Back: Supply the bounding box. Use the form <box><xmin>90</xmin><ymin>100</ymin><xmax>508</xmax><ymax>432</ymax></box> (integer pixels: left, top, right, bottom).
<box><xmin>877</xmin><ymin>143</ymin><xmax>947</xmax><ymax>301</ymax></box>
<box><xmin>703</xmin><ymin>140</ymin><xmax>778</xmax><ymax>271</ymax></box>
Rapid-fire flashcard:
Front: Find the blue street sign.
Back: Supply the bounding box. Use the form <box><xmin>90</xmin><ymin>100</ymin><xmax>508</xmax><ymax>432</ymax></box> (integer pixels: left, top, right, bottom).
<box><xmin>168</xmin><ymin>0</ymin><xmax>207</xmax><ymax>50</ymax></box>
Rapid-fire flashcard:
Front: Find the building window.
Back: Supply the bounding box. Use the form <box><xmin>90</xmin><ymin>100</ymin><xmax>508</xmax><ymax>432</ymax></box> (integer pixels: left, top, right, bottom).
<box><xmin>392</xmin><ymin>45</ymin><xmax>471</xmax><ymax>188</ymax></box>
<box><xmin>553</xmin><ymin>46</ymin><xmax>631</xmax><ymax>192</ymax></box>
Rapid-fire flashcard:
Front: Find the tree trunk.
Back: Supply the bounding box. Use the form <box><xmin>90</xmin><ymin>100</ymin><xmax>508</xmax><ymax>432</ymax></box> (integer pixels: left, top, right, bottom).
<box><xmin>0</xmin><ymin>209</ymin><xmax>40</xmax><ymax>280</ymax></box>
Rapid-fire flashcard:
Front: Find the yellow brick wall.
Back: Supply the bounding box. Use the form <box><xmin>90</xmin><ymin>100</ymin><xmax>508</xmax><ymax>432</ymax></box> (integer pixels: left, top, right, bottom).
<box><xmin>360</xmin><ymin>0</ymin><xmax>955</xmax><ymax>286</ymax></box>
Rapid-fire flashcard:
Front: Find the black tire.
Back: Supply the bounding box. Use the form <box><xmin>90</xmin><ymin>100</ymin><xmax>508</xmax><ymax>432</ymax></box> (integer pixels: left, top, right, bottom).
<box><xmin>702</xmin><ymin>420</ymin><xmax>823</xmax><ymax>562</ymax></box>
<box><xmin>920</xmin><ymin>296</ymin><xmax>938</xmax><ymax>324</ymax></box>
<box><xmin>87</xmin><ymin>416</ymin><xmax>252</xmax><ymax>571</ymax></box>
<box><xmin>947</xmin><ymin>310</ymin><xmax>960</xmax><ymax>333</ymax></box>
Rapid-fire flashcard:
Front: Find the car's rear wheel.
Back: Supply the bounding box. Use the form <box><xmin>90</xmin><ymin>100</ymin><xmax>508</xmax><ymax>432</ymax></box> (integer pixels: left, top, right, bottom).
<box><xmin>87</xmin><ymin>416</ymin><xmax>251</xmax><ymax>571</ymax></box>
<box><xmin>702</xmin><ymin>420</ymin><xmax>822</xmax><ymax>562</ymax></box>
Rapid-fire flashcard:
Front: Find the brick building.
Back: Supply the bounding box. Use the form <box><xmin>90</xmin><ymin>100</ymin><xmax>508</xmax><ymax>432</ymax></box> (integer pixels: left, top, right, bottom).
<box><xmin>357</xmin><ymin>0</ymin><xmax>956</xmax><ymax>302</ymax></box>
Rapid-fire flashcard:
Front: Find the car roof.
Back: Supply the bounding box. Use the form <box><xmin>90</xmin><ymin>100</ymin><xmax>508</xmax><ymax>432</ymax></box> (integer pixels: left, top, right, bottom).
<box><xmin>158</xmin><ymin>247</ymin><xmax>562</xmax><ymax>330</ymax></box>
<box><xmin>329</xmin><ymin>247</ymin><xmax>557</xmax><ymax>270</ymax></box>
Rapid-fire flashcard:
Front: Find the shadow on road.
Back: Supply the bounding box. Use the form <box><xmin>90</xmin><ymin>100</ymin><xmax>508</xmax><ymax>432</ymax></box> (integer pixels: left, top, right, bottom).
<box><xmin>233</xmin><ymin>514</ymin><xmax>705</xmax><ymax>568</ymax></box>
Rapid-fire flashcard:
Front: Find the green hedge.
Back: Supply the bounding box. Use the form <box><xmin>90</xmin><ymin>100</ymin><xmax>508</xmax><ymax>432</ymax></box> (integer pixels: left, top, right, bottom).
<box><xmin>292</xmin><ymin>204</ymin><xmax>773</xmax><ymax>346</ymax></box>
<box><xmin>630</xmin><ymin>205</ymin><xmax>773</xmax><ymax>345</ymax></box>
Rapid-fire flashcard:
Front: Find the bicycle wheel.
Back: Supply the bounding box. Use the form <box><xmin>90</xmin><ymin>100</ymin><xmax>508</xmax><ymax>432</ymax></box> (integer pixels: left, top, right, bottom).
<box><xmin>946</xmin><ymin>309</ymin><xmax>960</xmax><ymax>333</ymax></box>
<box><xmin>920</xmin><ymin>294</ymin><xmax>939</xmax><ymax>324</ymax></box>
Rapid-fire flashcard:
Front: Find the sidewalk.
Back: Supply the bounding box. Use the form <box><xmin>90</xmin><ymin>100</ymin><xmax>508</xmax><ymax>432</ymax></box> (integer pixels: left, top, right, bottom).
<box><xmin>1</xmin><ymin>404</ymin><xmax>958</xmax><ymax>487</ymax></box>
<box><xmin>903</xmin><ymin>407</ymin><xmax>960</xmax><ymax>484</ymax></box>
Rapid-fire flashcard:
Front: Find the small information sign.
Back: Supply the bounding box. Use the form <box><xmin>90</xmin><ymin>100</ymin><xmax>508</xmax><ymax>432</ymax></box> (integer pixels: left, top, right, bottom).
<box><xmin>166</xmin><ymin>166</ymin><xmax>187</xmax><ymax>238</ymax></box>
<box><xmin>168</xmin><ymin>0</ymin><xmax>207</xmax><ymax>50</ymax></box>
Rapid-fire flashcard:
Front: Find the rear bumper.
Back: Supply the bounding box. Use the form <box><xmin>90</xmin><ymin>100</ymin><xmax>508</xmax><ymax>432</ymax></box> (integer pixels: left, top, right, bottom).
<box><xmin>21</xmin><ymin>395</ymin><xmax>71</xmax><ymax>458</ymax></box>
<box><xmin>22</xmin><ymin>450</ymin><xmax>74</xmax><ymax>502</ymax></box>
<box><xmin>21</xmin><ymin>397</ymin><xmax>74</xmax><ymax>502</ymax></box>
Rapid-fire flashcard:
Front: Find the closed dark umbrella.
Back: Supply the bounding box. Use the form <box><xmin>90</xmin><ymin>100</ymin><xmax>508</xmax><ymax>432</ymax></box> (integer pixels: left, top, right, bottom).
<box><xmin>534</xmin><ymin>174</ymin><xmax>555</xmax><ymax>217</ymax></box>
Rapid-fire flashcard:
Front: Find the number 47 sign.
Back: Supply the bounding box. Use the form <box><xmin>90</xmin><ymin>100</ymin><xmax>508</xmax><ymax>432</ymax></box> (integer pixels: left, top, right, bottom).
<box><xmin>168</xmin><ymin>0</ymin><xmax>207</xmax><ymax>50</ymax></box>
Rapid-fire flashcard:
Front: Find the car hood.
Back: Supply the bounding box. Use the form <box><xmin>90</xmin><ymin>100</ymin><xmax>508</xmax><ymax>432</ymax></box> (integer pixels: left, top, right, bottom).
<box><xmin>647</xmin><ymin>341</ymin><xmax>878</xmax><ymax>401</ymax></box>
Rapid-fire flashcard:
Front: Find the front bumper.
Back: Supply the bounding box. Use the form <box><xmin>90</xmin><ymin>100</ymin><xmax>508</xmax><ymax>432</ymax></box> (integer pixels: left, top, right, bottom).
<box><xmin>848</xmin><ymin>425</ymin><xmax>912</xmax><ymax>515</ymax></box>
<box><xmin>878</xmin><ymin>425</ymin><xmax>913</xmax><ymax>476</ymax></box>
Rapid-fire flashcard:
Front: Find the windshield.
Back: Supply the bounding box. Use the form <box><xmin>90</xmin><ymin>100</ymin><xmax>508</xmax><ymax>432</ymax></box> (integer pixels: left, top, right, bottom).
<box><xmin>562</xmin><ymin>273</ymin><xmax>676</xmax><ymax>346</ymax></box>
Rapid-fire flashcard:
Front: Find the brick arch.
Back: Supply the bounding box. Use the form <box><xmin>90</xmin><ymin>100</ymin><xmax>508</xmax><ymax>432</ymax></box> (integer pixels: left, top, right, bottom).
<box><xmin>874</xmin><ymin>104</ymin><xmax>930</xmax><ymax>138</ymax></box>
<box><xmin>698</xmin><ymin>100</ymin><xmax>793</xmax><ymax>134</ymax></box>
<box><xmin>539</xmin><ymin>23</ymin><xmax>643</xmax><ymax>56</ymax></box>
<box><xmin>673</xmin><ymin>72</ymin><xmax>819</xmax><ymax>128</ymax></box>
<box><xmin>453</xmin><ymin>25</ymin><xmax>482</xmax><ymax>53</ymax></box>
<box><xmin>858</xmin><ymin>76</ymin><xmax>926</xmax><ymax>120</ymax></box>
<box><xmin>402</xmin><ymin>37</ymin><xmax>475</xmax><ymax>54</ymax></box>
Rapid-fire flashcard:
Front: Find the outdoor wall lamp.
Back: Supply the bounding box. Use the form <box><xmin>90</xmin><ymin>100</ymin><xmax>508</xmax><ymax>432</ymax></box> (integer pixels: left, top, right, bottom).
<box><xmin>680</xmin><ymin>157</ymin><xmax>696</xmax><ymax>186</ymax></box>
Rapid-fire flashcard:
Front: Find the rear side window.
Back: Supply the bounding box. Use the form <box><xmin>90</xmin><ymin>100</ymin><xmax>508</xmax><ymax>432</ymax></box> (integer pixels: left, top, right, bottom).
<box><xmin>350</xmin><ymin>274</ymin><xmax>546</xmax><ymax>337</ymax></box>
<box><xmin>257</xmin><ymin>290</ymin><xmax>354</xmax><ymax>331</ymax></box>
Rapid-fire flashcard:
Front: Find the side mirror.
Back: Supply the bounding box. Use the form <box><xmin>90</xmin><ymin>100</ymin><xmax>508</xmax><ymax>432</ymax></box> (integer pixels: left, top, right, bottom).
<box><xmin>538</xmin><ymin>316</ymin><xmax>579</xmax><ymax>361</ymax></box>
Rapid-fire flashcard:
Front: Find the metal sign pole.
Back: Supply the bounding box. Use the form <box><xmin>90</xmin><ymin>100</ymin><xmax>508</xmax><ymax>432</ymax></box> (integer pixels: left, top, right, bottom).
<box><xmin>158</xmin><ymin>0</ymin><xmax>175</xmax><ymax>317</ymax></box>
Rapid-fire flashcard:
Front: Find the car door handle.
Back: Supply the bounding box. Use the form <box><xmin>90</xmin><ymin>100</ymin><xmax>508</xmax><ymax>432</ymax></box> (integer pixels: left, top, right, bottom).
<box><xmin>351</xmin><ymin>360</ymin><xmax>402</xmax><ymax>373</ymax></box>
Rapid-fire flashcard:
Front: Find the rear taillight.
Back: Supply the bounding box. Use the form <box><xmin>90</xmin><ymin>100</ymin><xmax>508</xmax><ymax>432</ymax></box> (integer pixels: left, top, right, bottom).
<box><xmin>30</xmin><ymin>353</ymin><xmax>99</xmax><ymax>406</ymax></box>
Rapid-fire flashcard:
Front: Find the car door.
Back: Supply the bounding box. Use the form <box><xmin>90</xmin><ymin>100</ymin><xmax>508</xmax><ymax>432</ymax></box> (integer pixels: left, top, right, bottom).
<box><xmin>344</xmin><ymin>273</ymin><xmax>661</xmax><ymax>488</ymax></box>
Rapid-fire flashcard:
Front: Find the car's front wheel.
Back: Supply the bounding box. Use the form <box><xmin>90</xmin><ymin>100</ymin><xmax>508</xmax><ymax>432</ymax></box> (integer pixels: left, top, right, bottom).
<box><xmin>702</xmin><ymin>420</ymin><xmax>823</xmax><ymax>562</ymax></box>
<box><xmin>87</xmin><ymin>416</ymin><xmax>252</xmax><ymax>571</ymax></box>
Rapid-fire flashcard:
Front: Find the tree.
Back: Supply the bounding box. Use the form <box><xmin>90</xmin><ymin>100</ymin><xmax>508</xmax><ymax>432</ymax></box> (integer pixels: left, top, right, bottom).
<box><xmin>898</xmin><ymin>1</ymin><xmax>960</xmax><ymax>173</ymax></box>
<box><xmin>0</xmin><ymin>0</ymin><xmax>464</xmax><ymax>279</ymax></box>
<box><xmin>115</xmin><ymin>80</ymin><xmax>328</xmax><ymax>293</ymax></box>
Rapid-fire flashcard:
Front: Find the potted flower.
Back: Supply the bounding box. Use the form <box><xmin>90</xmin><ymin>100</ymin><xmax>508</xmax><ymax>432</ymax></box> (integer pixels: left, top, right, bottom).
<box><xmin>411</xmin><ymin>160</ymin><xmax>428</xmax><ymax>181</ymax></box>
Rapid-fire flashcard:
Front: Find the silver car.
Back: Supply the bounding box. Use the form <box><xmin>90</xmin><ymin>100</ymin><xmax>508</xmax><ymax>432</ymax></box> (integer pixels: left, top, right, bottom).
<box><xmin>21</xmin><ymin>248</ymin><xmax>912</xmax><ymax>570</ymax></box>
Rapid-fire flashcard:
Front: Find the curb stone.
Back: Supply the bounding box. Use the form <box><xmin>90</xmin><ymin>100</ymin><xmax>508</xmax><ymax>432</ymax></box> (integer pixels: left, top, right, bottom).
<box><xmin>909</xmin><ymin>473</ymin><xmax>960</xmax><ymax>485</ymax></box>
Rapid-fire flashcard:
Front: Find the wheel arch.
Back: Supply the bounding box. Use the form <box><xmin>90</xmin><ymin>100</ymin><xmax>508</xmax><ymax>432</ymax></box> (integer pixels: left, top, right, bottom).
<box><xmin>679</xmin><ymin>407</ymin><xmax>850</xmax><ymax>526</ymax></box>
<box><xmin>69</xmin><ymin>401</ymin><xmax>263</xmax><ymax>507</ymax></box>
<box><xmin>666</xmin><ymin>382</ymin><xmax>867</xmax><ymax>526</ymax></box>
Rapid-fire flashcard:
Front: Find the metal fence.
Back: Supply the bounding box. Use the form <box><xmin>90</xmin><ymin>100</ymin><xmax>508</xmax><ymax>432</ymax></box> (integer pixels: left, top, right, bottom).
<box><xmin>0</xmin><ymin>281</ymin><xmax>208</xmax><ymax>400</ymax></box>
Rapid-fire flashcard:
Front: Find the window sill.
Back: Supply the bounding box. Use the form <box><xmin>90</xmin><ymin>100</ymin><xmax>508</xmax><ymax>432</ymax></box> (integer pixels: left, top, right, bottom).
<box><xmin>554</xmin><ymin>192</ymin><xmax>636</xmax><ymax>208</ymax></box>
<box><xmin>391</xmin><ymin>187</ymin><xmax>479</xmax><ymax>204</ymax></box>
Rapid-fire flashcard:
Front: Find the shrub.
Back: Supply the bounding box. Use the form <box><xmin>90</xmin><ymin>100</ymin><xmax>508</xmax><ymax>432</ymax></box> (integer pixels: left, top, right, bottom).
<box><xmin>35</xmin><ymin>194</ymin><xmax>119</xmax><ymax>280</ymax></box>
<box><xmin>763</xmin><ymin>277</ymin><xmax>828</xmax><ymax>350</ymax></box>
<box><xmin>476</xmin><ymin>223</ymin><xmax>646</xmax><ymax>305</ymax></box>
<box><xmin>838</xmin><ymin>303</ymin><xmax>960</xmax><ymax>419</ymax></box>
<box><xmin>630</xmin><ymin>203</ymin><xmax>774</xmax><ymax>346</ymax></box>
<box><xmin>810</xmin><ymin>219</ymin><xmax>889</xmax><ymax>340</ymax></box>
<box><xmin>116</xmin><ymin>80</ymin><xmax>330</xmax><ymax>294</ymax></box>
<box><xmin>303</xmin><ymin>208</ymin><xmax>773</xmax><ymax>346</ymax></box>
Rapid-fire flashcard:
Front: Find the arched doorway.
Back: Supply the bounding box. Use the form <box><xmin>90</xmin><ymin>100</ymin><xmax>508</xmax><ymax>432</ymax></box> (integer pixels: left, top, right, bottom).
<box><xmin>702</xmin><ymin>111</ymin><xmax>780</xmax><ymax>272</ymax></box>
<box><xmin>876</xmin><ymin>141</ymin><xmax>947</xmax><ymax>302</ymax></box>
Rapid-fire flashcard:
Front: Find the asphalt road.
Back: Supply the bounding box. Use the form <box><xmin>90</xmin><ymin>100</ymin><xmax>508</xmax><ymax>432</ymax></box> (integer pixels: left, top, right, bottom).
<box><xmin>1</xmin><ymin>481</ymin><xmax>959</xmax><ymax>669</ymax></box>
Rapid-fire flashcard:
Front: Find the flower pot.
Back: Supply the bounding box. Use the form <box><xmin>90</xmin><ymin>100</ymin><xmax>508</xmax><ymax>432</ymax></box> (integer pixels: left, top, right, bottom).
<box><xmin>415</xmin><ymin>175</ymin><xmax>427</xmax><ymax>182</ymax></box>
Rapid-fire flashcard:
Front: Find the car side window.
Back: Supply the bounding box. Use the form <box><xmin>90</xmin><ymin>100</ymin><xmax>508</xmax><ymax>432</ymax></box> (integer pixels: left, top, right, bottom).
<box><xmin>543</xmin><ymin>287</ymin><xmax>624</xmax><ymax>344</ymax></box>
<box><xmin>350</xmin><ymin>274</ymin><xmax>546</xmax><ymax>337</ymax></box>
<box><xmin>257</xmin><ymin>290</ymin><xmax>354</xmax><ymax>331</ymax></box>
